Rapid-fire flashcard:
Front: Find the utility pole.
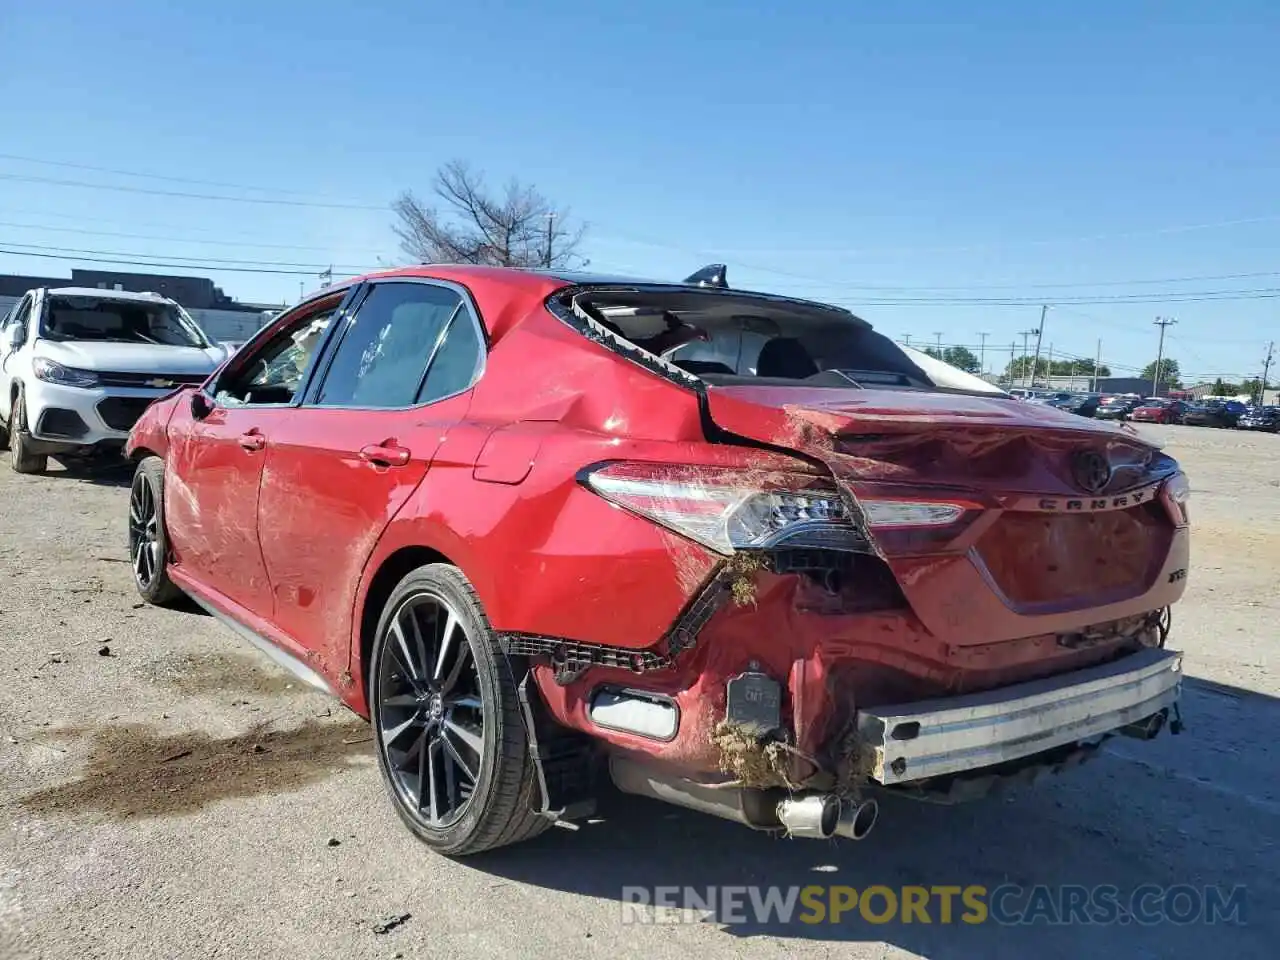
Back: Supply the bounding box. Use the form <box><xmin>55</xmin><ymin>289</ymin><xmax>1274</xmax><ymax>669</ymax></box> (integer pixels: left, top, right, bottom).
<box><xmin>1152</xmin><ymin>316</ymin><xmax>1177</xmax><ymax>396</ymax></box>
<box><xmin>904</xmin><ymin>334</ymin><xmax>912</xmax><ymax>347</ymax></box>
<box><xmin>1092</xmin><ymin>339</ymin><xmax>1102</xmax><ymax>392</ymax></box>
<box><xmin>1030</xmin><ymin>305</ymin><xmax>1049</xmax><ymax>390</ymax></box>
<box><xmin>544</xmin><ymin>213</ymin><xmax>555</xmax><ymax>268</ymax></box>
<box><xmin>933</xmin><ymin>332</ymin><xmax>944</xmax><ymax>355</ymax></box>
<box><xmin>977</xmin><ymin>331</ymin><xmax>989</xmax><ymax>375</ymax></box>
<box><xmin>1261</xmin><ymin>341</ymin><xmax>1275</xmax><ymax>405</ymax></box>
<box><xmin>1047</xmin><ymin>344</ymin><xmax>1054</xmax><ymax>387</ymax></box>
<box><xmin>1018</xmin><ymin>329</ymin><xmax>1038</xmax><ymax>387</ymax></box>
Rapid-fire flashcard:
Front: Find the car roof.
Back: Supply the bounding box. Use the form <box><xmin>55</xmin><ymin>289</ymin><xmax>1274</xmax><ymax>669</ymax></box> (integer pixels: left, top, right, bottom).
<box><xmin>343</xmin><ymin>264</ymin><xmax>860</xmax><ymax>341</ymax></box>
<box><xmin>45</xmin><ymin>286</ymin><xmax>177</xmax><ymax>304</ymax></box>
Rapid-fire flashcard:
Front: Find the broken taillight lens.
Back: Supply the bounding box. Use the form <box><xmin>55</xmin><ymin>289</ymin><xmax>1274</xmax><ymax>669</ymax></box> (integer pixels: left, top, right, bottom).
<box><xmin>582</xmin><ymin>461</ymin><xmax>855</xmax><ymax>555</ymax></box>
<box><xmin>582</xmin><ymin>462</ymin><xmax>983</xmax><ymax>556</ymax></box>
<box><xmin>1161</xmin><ymin>471</ymin><xmax>1190</xmax><ymax>526</ymax></box>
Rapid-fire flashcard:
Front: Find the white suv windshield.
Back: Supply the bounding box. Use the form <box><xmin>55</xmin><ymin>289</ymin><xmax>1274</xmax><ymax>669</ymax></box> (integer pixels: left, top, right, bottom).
<box><xmin>40</xmin><ymin>295</ymin><xmax>208</xmax><ymax>348</ymax></box>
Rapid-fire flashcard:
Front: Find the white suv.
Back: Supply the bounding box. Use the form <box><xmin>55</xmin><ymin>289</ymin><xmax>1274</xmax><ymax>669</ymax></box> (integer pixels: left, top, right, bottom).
<box><xmin>0</xmin><ymin>287</ymin><xmax>230</xmax><ymax>473</ymax></box>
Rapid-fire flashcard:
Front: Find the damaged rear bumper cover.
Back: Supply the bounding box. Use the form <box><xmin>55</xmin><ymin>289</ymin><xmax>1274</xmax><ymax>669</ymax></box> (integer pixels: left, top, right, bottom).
<box><xmin>857</xmin><ymin>647</ymin><xmax>1182</xmax><ymax>785</ymax></box>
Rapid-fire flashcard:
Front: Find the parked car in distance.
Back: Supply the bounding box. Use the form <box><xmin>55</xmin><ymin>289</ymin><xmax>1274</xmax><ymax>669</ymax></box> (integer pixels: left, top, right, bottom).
<box><xmin>1237</xmin><ymin>405</ymin><xmax>1280</xmax><ymax>432</ymax></box>
<box><xmin>1041</xmin><ymin>392</ymin><xmax>1100</xmax><ymax>418</ymax></box>
<box><xmin>1095</xmin><ymin>395</ymin><xmax>1144</xmax><ymax>421</ymax></box>
<box><xmin>1130</xmin><ymin>398</ymin><xmax>1188</xmax><ymax>425</ymax></box>
<box><xmin>124</xmin><ymin>264</ymin><xmax>1190</xmax><ymax>856</ymax></box>
<box><xmin>1181</xmin><ymin>401</ymin><xmax>1244</xmax><ymax>429</ymax></box>
<box><xmin>0</xmin><ymin>287</ymin><xmax>228</xmax><ymax>473</ymax></box>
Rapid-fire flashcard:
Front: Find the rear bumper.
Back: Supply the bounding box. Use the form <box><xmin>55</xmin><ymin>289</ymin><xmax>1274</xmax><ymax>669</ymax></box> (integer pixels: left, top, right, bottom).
<box><xmin>856</xmin><ymin>647</ymin><xmax>1182</xmax><ymax>785</ymax></box>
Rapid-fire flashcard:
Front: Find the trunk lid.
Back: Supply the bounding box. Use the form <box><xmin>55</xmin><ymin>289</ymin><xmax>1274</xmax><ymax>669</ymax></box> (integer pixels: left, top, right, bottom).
<box><xmin>705</xmin><ymin>385</ymin><xmax>1179</xmax><ymax>643</ymax></box>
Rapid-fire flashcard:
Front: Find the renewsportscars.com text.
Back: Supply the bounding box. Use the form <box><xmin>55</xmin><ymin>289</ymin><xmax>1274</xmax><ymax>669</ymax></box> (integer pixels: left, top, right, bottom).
<box><xmin>620</xmin><ymin>884</ymin><xmax>1247</xmax><ymax>926</ymax></box>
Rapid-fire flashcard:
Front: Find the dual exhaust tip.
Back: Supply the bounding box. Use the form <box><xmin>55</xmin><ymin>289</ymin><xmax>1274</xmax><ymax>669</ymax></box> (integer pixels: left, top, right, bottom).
<box><xmin>776</xmin><ymin>793</ymin><xmax>879</xmax><ymax>841</ymax></box>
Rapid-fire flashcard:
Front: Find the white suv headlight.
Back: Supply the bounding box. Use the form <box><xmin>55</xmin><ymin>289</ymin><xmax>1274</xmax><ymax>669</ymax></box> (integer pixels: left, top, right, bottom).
<box><xmin>32</xmin><ymin>358</ymin><xmax>100</xmax><ymax>388</ymax></box>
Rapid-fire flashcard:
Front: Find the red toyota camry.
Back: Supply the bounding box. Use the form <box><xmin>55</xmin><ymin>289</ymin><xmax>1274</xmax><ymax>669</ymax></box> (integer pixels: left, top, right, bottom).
<box><xmin>125</xmin><ymin>264</ymin><xmax>1190</xmax><ymax>855</ymax></box>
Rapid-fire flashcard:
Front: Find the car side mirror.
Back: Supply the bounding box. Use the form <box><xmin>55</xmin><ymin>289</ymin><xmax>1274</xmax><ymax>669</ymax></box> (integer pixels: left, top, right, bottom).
<box><xmin>191</xmin><ymin>390</ymin><xmax>214</xmax><ymax>420</ymax></box>
<box><xmin>5</xmin><ymin>324</ymin><xmax>24</xmax><ymax>350</ymax></box>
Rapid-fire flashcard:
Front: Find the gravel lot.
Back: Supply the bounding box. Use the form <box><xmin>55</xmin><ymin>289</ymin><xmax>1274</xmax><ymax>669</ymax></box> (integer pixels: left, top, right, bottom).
<box><xmin>2</xmin><ymin>423</ymin><xmax>1277</xmax><ymax>959</ymax></box>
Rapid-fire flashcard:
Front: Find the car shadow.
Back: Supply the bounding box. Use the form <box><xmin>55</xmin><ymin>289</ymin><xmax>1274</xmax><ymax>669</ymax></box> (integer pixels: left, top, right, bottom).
<box><xmin>53</xmin><ymin>457</ymin><xmax>134</xmax><ymax>487</ymax></box>
<box><xmin>467</xmin><ymin>677</ymin><xmax>1278</xmax><ymax>958</ymax></box>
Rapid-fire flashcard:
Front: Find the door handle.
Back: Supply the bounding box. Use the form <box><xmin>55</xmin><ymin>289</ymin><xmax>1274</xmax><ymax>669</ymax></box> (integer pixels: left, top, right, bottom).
<box><xmin>238</xmin><ymin>431</ymin><xmax>266</xmax><ymax>452</ymax></box>
<box><xmin>359</xmin><ymin>443</ymin><xmax>411</xmax><ymax>467</ymax></box>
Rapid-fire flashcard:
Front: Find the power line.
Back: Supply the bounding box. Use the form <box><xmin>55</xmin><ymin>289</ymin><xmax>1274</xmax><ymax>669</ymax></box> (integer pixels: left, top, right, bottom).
<box><xmin>0</xmin><ymin>172</ymin><xmax>387</xmax><ymax>211</ymax></box>
<box><xmin>600</xmin><ymin>213</ymin><xmax>1280</xmax><ymax>274</ymax></box>
<box><xmin>0</xmin><ymin>239</ymin><xmax>376</xmax><ymax>272</ymax></box>
<box><xmin>0</xmin><ymin>152</ymin><xmax>377</xmax><ymax>202</ymax></box>
<box><xmin>760</xmin><ymin>269</ymin><xmax>1280</xmax><ymax>294</ymax></box>
<box><xmin>827</xmin><ymin>288</ymin><xmax>1280</xmax><ymax>306</ymax></box>
<box><xmin>0</xmin><ymin>219</ymin><xmax>355</xmax><ymax>253</ymax></box>
<box><xmin>0</xmin><ymin>245</ymin><xmax>358</xmax><ymax>277</ymax></box>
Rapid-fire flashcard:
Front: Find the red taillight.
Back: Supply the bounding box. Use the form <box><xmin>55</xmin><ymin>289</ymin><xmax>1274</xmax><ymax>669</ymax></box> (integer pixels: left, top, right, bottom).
<box><xmin>582</xmin><ymin>462</ymin><xmax>986</xmax><ymax>558</ymax></box>
<box><xmin>581</xmin><ymin>461</ymin><xmax>854</xmax><ymax>555</ymax></box>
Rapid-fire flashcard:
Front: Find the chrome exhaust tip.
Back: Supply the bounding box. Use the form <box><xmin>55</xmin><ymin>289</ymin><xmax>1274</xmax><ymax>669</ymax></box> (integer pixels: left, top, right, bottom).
<box><xmin>775</xmin><ymin>793</ymin><xmax>841</xmax><ymax>840</ymax></box>
<box><xmin>834</xmin><ymin>798</ymin><xmax>879</xmax><ymax>840</ymax></box>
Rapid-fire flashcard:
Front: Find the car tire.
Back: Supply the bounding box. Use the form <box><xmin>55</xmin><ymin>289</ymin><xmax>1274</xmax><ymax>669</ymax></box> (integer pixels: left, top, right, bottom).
<box><xmin>9</xmin><ymin>392</ymin><xmax>47</xmax><ymax>474</ymax></box>
<box><xmin>128</xmin><ymin>456</ymin><xmax>184</xmax><ymax>606</ymax></box>
<box><xmin>369</xmin><ymin>563</ymin><xmax>548</xmax><ymax>857</ymax></box>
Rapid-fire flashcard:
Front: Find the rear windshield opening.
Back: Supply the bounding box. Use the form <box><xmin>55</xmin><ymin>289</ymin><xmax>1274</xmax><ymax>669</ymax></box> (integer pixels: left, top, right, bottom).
<box><xmin>558</xmin><ymin>286</ymin><xmax>1004</xmax><ymax>396</ymax></box>
<box><xmin>40</xmin><ymin>295</ymin><xmax>208</xmax><ymax>348</ymax></box>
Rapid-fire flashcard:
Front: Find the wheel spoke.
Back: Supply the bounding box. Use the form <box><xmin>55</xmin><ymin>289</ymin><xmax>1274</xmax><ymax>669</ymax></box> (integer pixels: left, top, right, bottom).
<box><xmin>133</xmin><ymin>539</ymin><xmax>149</xmax><ymax>584</ymax></box>
<box><xmin>433</xmin><ymin>610</ymin><xmax>460</xmax><ymax>686</ymax></box>
<box><xmin>448</xmin><ymin>694</ymin><xmax>482</xmax><ymax>710</ymax></box>
<box><xmin>442</xmin><ymin>715</ymin><xmax>483</xmax><ymax>755</ymax></box>
<box><xmin>423</xmin><ymin>738</ymin><xmax>441</xmax><ymax>823</ymax></box>
<box><xmin>442</xmin><ymin>735</ymin><xmax>459</xmax><ymax>809</ymax></box>
<box><xmin>441</xmin><ymin>728</ymin><xmax>478</xmax><ymax>783</ymax></box>
<box><xmin>403</xmin><ymin>606</ymin><xmax>432</xmax><ymax>685</ymax></box>
<box><xmin>388</xmin><ymin>619</ymin><xmax>422</xmax><ymax>682</ymax></box>
<box><xmin>382</xmin><ymin>711</ymin><xmax>421</xmax><ymax>746</ymax></box>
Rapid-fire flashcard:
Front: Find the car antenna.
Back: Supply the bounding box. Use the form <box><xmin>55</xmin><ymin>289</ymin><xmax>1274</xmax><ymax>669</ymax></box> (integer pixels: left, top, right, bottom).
<box><xmin>683</xmin><ymin>264</ymin><xmax>728</xmax><ymax>289</ymax></box>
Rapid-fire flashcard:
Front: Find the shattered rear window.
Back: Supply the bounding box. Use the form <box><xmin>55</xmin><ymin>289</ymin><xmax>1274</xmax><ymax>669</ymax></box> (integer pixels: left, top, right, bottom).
<box><xmin>552</xmin><ymin>285</ymin><xmax>1002</xmax><ymax>395</ymax></box>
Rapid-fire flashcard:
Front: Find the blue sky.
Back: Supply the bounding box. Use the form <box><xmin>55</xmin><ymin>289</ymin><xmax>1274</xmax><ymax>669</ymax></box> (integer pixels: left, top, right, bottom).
<box><xmin>2</xmin><ymin>1</ymin><xmax>1277</xmax><ymax>382</ymax></box>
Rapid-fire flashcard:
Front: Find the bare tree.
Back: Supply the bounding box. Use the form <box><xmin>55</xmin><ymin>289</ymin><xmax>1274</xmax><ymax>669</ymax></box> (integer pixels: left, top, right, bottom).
<box><xmin>392</xmin><ymin>161</ymin><xmax>586</xmax><ymax>268</ymax></box>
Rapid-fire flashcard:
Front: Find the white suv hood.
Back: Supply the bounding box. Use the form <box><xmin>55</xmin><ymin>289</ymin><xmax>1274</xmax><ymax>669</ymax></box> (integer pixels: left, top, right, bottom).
<box><xmin>35</xmin><ymin>339</ymin><xmax>227</xmax><ymax>374</ymax></box>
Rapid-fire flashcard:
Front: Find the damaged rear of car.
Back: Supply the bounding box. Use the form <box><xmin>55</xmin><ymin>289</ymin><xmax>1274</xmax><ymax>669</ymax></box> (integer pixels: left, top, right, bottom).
<box><xmin>505</xmin><ymin>269</ymin><xmax>1188</xmax><ymax>842</ymax></box>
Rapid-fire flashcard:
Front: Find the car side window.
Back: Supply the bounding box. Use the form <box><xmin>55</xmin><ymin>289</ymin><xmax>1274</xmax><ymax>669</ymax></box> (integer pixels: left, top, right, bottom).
<box><xmin>4</xmin><ymin>296</ymin><xmax>32</xmax><ymax>337</ymax></box>
<box><xmin>215</xmin><ymin>303</ymin><xmax>338</xmax><ymax>406</ymax></box>
<box><xmin>416</xmin><ymin>301</ymin><xmax>483</xmax><ymax>404</ymax></box>
<box><xmin>313</xmin><ymin>282</ymin><xmax>469</xmax><ymax>408</ymax></box>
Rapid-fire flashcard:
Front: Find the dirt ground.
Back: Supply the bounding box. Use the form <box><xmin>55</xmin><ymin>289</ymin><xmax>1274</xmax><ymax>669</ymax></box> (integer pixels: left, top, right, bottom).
<box><xmin>1</xmin><ymin>423</ymin><xmax>1277</xmax><ymax>959</ymax></box>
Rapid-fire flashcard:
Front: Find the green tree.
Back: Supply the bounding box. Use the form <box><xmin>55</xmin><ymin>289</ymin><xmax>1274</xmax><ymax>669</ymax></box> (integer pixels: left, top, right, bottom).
<box><xmin>1004</xmin><ymin>355</ymin><xmax>1111</xmax><ymax>382</ymax></box>
<box><xmin>1049</xmin><ymin>358</ymin><xmax>1111</xmax><ymax>377</ymax></box>
<box><xmin>1140</xmin><ymin>358</ymin><xmax>1182</xmax><ymax>390</ymax></box>
<box><xmin>1005</xmin><ymin>355</ymin><xmax>1046</xmax><ymax>380</ymax></box>
<box><xmin>935</xmin><ymin>345</ymin><xmax>981</xmax><ymax>373</ymax></box>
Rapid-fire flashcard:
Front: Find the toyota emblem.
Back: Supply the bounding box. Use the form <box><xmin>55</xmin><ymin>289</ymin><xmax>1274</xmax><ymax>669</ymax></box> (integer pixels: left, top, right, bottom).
<box><xmin>1072</xmin><ymin>450</ymin><xmax>1113</xmax><ymax>495</ymax></box>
